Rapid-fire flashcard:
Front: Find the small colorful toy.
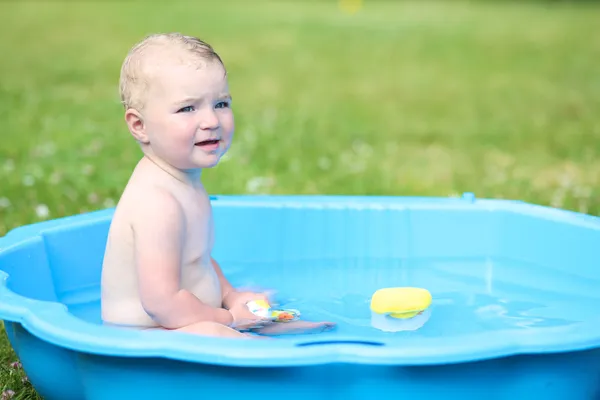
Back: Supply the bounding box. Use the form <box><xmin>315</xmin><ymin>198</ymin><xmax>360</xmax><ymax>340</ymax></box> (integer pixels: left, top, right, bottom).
<box><xmin>247</xmin><ymin>299</ymin><xmax>301</xmax><ymax>323</ymax></box>
<box><xmin>370</xmin><ymin>287</ymin><xmax>432</xmax><ymax>332</ymax></box>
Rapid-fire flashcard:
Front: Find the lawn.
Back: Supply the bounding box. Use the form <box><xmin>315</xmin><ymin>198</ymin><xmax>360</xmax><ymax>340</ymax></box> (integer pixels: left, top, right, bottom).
<box><xmin>0</xmin><ymin>0</ymin><xmax>599</xmax><ymax>397</ymax></box>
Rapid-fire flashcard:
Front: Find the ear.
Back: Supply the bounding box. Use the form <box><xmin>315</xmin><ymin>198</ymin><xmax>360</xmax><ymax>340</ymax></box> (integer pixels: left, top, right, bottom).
<box><xmin>124</xmin><ymin>108</ymin><xmax>150</xmax><ymax>144</ymax></box>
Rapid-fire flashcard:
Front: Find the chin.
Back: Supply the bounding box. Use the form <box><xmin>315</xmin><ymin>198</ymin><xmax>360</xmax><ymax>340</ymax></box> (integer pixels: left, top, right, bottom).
<box><xmin>196</xmin><ymin>157</ymin><xmax>222</xmax><ymax>169</ymax></box>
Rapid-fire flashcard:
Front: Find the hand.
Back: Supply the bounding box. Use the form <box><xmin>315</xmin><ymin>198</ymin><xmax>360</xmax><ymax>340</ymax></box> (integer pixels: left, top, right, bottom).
<box><xmin>228</xmin><ymin>301</ymin><xmax>271</xmax><ymax>330</ymax></box>
<box><xmin>224</xmin><ymin>290</ymin><xmax>274</xmax><ymax>310</ymax></box>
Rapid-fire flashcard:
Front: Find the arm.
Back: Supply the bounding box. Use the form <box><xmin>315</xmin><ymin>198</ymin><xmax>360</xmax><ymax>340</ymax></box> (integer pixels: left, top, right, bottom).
<box><xmin>133</xmin><ymin>190</ymin><xmax>233</xmax><ymax>329</ymax></box>
<box><xmin>211</xmin><ymin>257</ymin><xmax>237</xmax><ymax>308</ymax></box>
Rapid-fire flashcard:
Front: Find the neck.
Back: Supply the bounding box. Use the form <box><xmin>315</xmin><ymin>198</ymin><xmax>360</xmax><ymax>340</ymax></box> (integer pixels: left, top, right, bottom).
<box><xmin>143</xmin><ymin>154</ymin><xmax>202</xmax><ymax>187</ymax></box>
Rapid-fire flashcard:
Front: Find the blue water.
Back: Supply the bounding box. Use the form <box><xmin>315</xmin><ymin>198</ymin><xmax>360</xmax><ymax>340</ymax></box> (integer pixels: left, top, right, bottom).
<box><xmin>68</xmin><ymin>257</ymin><xmax>599</xmax><ymax>339</ymax></box>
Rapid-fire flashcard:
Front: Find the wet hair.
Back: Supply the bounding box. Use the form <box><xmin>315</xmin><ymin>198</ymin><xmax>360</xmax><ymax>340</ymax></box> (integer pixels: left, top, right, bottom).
<box><xmin>119</xmin><ymin>32</ymin><xmax>225</xmax><ymax>110</ymax></box>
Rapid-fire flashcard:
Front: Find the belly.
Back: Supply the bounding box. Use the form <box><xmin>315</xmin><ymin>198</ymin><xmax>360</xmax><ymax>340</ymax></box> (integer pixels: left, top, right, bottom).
<box><xmin>181</xmin><ymin>259</ymin><xmax>223</xmax><ymax>308</ymax></box>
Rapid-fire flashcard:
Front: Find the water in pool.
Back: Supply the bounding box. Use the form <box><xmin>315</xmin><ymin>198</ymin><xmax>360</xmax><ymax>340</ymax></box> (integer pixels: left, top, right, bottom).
<box><xmin>68</xmin><ymin>256</ymin><xmax>599</xmax><ymax>339</ymax></box>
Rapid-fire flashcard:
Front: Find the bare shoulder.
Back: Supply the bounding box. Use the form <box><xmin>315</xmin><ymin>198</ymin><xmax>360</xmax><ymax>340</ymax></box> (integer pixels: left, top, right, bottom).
<box><xmin>129</xmin><ymin>184</ymin><xmax>186</xmax><ymax>234</ymax></box>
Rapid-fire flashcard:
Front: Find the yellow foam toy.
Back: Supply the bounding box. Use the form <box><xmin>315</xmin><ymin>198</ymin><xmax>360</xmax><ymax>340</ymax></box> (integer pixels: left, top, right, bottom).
<box><xmin>370</xmin><ymin>287</ymin><xmax>432</xmax><ymax>332</ymax></box>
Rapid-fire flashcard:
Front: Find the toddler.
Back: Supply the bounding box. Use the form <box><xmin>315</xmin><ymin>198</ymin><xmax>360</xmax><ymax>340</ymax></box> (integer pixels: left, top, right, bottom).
<box><xmin>100</xmin><ymin>33</ymin><xmax>335</xmax><ymax>338</ymax></box>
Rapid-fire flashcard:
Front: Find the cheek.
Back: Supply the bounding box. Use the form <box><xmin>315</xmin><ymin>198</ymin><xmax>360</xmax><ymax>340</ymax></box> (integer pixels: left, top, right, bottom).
<box><xmin>165</xmin><ymin>117</ymin><xmax>196</xmax><ymax>140</ymax></box>
<box><xmin>220</xmin><ymin>113</ymin><xmax>235</xmax><ymax>138</ymax></box>
<box><xmin>149</xmin><ymin>117</ymin><xmax>196</xmax><ymax>150</ymax></box>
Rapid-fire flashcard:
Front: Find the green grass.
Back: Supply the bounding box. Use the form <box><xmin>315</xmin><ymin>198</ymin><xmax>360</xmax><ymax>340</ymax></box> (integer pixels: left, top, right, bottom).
<box><xmin>0</xmin><ymin>0</ymin><xmax>599</xmax><ymax>397</ymax></box>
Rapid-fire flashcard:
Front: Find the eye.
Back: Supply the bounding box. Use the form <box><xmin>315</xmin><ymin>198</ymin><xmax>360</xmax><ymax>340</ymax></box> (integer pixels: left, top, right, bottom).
<box><xmin>215</xmin><ymin>101</ymin><xmax>230</xmax><ymax>109</ymax></box>
<box><xmin>177</xmin><ymin>105</ymin><xmax>195</xmax><ymax>113</ymax></box>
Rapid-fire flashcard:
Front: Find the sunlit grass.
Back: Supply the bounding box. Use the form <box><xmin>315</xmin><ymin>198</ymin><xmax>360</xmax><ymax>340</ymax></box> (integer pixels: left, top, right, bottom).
<box><xmin>0</xmin><ymin>0</ymin><xmax>598</xmax><ymax>397</ymax></box>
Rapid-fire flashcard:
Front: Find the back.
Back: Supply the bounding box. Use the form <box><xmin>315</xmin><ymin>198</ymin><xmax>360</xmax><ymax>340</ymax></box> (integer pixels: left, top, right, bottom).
<box><xmin>100</xmin><ymin>173</ymin><xmax>150</xmax><ymax>327</ymax></box>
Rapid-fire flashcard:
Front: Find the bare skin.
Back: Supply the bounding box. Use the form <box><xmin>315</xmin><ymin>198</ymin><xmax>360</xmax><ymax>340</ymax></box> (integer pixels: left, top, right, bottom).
<box><xmin>102</xmin><ymin>157</ymin><xmax>334</xmax><ymax>337</ymax></box>
<box><xmin>101</xmin><ymin>42</ymin><xmax>335</xmax><ymax>338</ymax></box>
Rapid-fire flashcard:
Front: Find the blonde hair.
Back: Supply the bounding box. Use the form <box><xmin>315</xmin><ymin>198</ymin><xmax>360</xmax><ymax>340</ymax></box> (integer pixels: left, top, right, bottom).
<box><xmin>119</xmin><ymin>32</ymin><xmax>225</xmax><ymax>110</ymax></box>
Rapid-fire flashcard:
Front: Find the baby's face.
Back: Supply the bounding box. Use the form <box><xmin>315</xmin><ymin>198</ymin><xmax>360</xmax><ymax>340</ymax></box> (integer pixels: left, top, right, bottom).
<box><xmin>141</xmin><ymin>58</ymin><xmax>234</xmax><ymax>170</ymax></box>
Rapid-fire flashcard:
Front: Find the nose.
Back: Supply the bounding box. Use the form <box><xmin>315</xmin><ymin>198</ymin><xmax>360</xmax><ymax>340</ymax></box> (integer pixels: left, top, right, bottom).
<box><xmin>198</xmin><ymin>109</ymin><xmax>219</xmax><ymax>130</ymax></box>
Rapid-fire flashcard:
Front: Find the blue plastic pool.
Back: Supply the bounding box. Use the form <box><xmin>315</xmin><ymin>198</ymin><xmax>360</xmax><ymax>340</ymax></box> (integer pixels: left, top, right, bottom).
<box><xmin>1</xmin><ymin>193</ymin><xmax>600</xmax><ymax>400</ymax></box>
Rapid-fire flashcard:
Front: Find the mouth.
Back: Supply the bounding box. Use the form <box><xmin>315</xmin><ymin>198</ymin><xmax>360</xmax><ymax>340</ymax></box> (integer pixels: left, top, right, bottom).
<box><xmin>195</xmin><ymin>139</ymin><xmax>221</xmax><ymax>147</ymax></box>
